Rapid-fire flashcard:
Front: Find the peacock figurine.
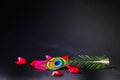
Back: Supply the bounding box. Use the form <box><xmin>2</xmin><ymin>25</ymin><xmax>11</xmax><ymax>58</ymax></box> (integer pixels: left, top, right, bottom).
<box><xmin>15</xmin><ymin>55</ymin><xmax>110</xmax><ymax>76</ymax></box>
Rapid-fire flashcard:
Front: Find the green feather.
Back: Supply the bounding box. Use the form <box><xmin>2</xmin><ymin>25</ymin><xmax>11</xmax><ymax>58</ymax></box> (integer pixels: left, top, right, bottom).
<box><xmin>68</xmin><ymin>55</ymin><xmax>109</xmax><ymax>70</ymax></box>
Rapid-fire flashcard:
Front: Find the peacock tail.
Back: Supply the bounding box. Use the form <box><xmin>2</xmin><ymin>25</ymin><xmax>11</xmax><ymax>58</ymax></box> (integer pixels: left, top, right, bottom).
<box><xmin>68</xmin><ymin>55</ymin><xmax>110</xmax><ymax>70</ymax></box>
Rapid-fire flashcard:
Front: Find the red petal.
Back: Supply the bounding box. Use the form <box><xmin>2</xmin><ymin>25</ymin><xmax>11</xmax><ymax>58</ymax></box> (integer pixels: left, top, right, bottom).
<box><xmin>15</xmin><ymin>57</ymin><xmax>27</xmax><ymax>65</ymax></box>
<box><xmin>61</xmin><ymin>55</ymin><xmax>69</xmax><ymax>60</ymax></box>
<box><xmin>66</xmin><ymin>65</ymin><xmax>80</xmax><ymax>73</ymax></box>
<box><xmin>52</xmin><ymin>71</ymin><xmax>63</xmax><ymax>77</ymax></box>
<box><xmin>30</xmin><ymin>60</ymin><xmax>39</xmax><ymax>67</ymax></box>
<box><xmin>66</xmin><ymin>65</ymin><xmax>80</xmax><ymax>68</ymax></box>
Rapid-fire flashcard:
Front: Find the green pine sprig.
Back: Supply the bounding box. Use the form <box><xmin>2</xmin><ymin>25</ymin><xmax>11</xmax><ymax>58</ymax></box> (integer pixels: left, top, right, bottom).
<box><xmin>68</xmin><ymin>55</ymin><xmax>109</xmax><ymax>70</ymax></box>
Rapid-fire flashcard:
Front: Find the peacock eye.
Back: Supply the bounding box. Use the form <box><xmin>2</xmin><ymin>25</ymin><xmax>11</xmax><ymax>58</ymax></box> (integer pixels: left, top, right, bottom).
<box><xmin>54</xmin><ymin>60</ymin><xmax>62</xmax><ymax>67</ymax></box>
<box><xmin>47</xmin><ymin>57</ymin><xmax>67</xmax><ymax>70</ymax></box>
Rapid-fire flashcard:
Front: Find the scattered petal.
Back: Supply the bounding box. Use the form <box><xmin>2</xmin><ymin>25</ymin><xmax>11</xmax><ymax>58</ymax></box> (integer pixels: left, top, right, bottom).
<box><xmin>30</xmin><ymin>60</ymin><xmax>39</xmax><ymax>67</ymax></box>
<box><xmin>30</xmin><ymin>60</ymin><xmax>48</xmax><ymax>70</ymax></box>
<box><xmin>66</xmin><ymin>65</ymin><xmax>80</xmax><ymax>73</ymax></box>
<box><xmin>15</xmin><ymin>57</ymin><xmax>27</xmax><ymax>65</ymax></box>
<box><xmin>45</xmin><ymin>55</ymin><xmax>52</xmax><ymax>60</ymax></box>
<box><xmin>61</xmin><ymin>55</ymin><xmax>69</xmax><ymax>60</ymax></box>
<box><xmin>52</xmin><ymin>71</ymin><xmax>63</xmax><ymax>77</ymax></box>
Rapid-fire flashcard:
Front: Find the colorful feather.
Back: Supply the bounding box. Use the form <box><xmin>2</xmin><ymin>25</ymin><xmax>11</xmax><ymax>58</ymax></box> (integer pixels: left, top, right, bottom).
<box><xmin>15</xmin><ymin>55</ymin><xmax>110</xmax><ymax>77</ymax></box>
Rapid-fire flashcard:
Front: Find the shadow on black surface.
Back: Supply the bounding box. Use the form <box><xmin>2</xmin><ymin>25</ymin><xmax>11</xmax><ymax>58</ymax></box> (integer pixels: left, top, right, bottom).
<box><xmin>0</xmin><ymin>66</ymin><xmax>120</xmax><ymax>80</ymax></box>
<box><xmin>83</xmin><ymin>70</ymin><xmax>102</xmax><ymax>80</ymax></box>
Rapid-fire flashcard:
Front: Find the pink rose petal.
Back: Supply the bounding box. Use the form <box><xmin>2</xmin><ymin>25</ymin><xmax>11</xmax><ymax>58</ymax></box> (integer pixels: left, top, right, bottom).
<box><xmin>45</xmin><ymin>55</ymin><xmax>52</xmax><ymax>60</ymax></box>
<box><xmin>15</xmin><ymin>57</ymin><xmax>27</xmax><ymax>65</ymax></box>
<box><xmin>30</xmin><ymin>60</ymin><xmax>48</xmax><ymax>70</ymax></box>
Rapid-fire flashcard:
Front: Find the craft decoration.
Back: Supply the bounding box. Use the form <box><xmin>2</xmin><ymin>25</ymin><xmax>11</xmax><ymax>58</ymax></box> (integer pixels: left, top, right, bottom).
<box><xmin>15</xmin><ymin>55</ymin><xmax>109</xmax><ymax>77</ymax></box>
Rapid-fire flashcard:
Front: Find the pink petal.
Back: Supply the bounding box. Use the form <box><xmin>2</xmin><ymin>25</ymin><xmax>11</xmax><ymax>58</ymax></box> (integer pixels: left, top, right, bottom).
<box><xmin>45</xmin><ymin>55</ymin><xmax>52</xmax><ymax>60</ymax></box>
<box><xmin>30</xmin><ymin>60</ymin><xmax>48</xmax><ymax>70</ymax></box>
<box><xmin>30</xmin><ymin>60</ymin><xmax>39</xmax><ymax>67</ymax></box>
<box><xmin>15</xmin><ymin>57</ymin><xmax>27</xmax><ymax>65</ymax></box>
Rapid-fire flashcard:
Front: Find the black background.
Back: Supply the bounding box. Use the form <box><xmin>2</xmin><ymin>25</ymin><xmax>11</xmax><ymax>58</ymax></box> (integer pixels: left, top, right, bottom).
<box><xmin>0</xmin><ymin>0</ymin><xmax>120</xmax><ymax>80</ymax></box>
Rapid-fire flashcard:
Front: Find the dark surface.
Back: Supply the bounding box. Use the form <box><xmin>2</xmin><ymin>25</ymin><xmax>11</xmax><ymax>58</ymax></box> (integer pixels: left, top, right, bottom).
<box><xmin>0</xmin><ymin>0</ymin><xmax>120</xmax><ymax>80</ymax></box>
<box><xmin>0</xmin><ymin>66</ymin><xmax>120</xmax><ymax>80</ymax></box>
